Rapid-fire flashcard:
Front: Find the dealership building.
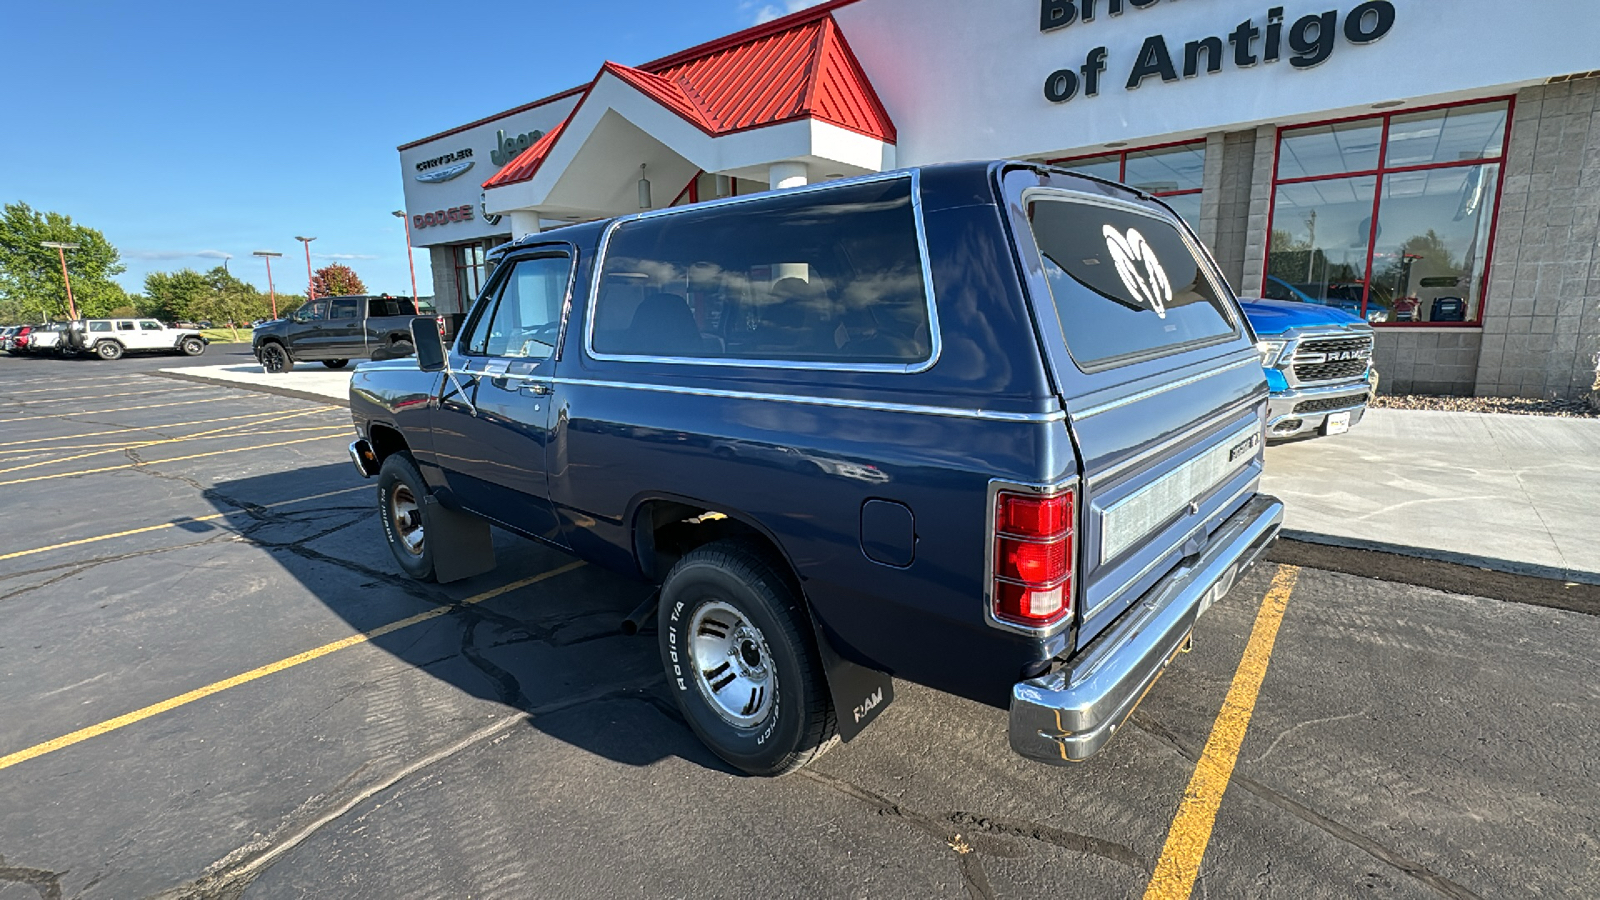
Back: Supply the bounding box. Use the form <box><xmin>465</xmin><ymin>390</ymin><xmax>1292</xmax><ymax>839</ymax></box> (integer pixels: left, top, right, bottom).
<box><xmin>397</xmin><ymin>0</ymin><xmax>1600</xmax><ymax>399</ymax></box>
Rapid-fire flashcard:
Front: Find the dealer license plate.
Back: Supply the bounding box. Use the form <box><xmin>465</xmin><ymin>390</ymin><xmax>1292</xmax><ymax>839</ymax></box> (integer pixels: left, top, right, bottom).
<box><xmin>1323</xmin><ymin>411</ymin><xmax>1351</xmax><ymax>436</ymax></box>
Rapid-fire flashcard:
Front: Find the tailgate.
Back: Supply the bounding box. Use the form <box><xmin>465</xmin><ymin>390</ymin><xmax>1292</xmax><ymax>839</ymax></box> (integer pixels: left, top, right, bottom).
<box><xmin>999</xmin><ymin>165</ymin><xmax>1269</xmax><ymax>645</ymax></box>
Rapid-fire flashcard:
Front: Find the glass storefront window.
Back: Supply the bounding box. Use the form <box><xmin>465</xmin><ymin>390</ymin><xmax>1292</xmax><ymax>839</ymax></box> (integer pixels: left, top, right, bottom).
<box><xmin>455</xmin><ymin>243</ymin><xmax>488</xmax><ymax>308</ymax></box>
<box><xmin>1266</xmin><ymin>98</ymin><xmax>1511</xmax><ymax>325</ymax></box>
<box><xmin>1050</xmin><ymin>142</ymin><xmax>1206</xmax><ymax>228</ymax></box>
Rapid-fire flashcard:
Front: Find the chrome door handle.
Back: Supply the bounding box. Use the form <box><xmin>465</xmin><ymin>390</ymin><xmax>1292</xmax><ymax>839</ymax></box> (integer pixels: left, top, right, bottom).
<box><xmin>519</xmin><ymin>381</ymin><xmax>552</xmax><ymax>396</ymax></box>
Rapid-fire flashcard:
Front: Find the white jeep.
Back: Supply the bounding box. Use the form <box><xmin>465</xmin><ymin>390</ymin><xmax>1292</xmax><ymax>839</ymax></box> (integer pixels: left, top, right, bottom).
<box><xmin>68</xmin><ymin>319</ymin><xmax>208</xmax><ymax>360</ymax></box>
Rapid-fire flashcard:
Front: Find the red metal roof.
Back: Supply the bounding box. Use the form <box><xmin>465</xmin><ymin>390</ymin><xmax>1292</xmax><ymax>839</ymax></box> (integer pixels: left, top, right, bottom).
<box><xmin>483</xmin><ymin>10</ymin><xmax>893</xmax><ymax>190</ymax></box>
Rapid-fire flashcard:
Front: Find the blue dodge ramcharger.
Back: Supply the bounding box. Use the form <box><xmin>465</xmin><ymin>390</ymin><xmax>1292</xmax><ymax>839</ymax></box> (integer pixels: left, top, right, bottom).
<box><xmin>345</xmin><ymin>162</ymin><xmax>1284</xmax><ymax>775</ymax></box>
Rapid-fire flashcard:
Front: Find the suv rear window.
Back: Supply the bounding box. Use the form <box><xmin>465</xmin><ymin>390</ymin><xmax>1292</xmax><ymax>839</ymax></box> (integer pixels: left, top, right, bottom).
<box><xmin>1026</xmin><ymin>197</ymin><xmax>1235</xmax><ymax>370</ymax></box>
<box><xmin>590</xmin><ymin>177</ymin><xmax>932</xmax><ymax>366</ymax></box>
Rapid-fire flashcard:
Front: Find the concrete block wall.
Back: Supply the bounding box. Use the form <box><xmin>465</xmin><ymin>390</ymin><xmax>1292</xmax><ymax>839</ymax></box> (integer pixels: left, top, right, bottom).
<box><xmin>1238</xmin><ymin>124</ymin><xmax>1278</xmax><ymax>296</ymax></box>
<box><xmin>1475</xmin><ymin>77</ymin><xmax>1600</xmax><ymax>399</ymax></box>
<box><xmin>1371</xmin><ymin>330</ymin><xmax>1482</xmax><ymax>396</ymax></box>
<box><xmin>1202</xmin><ymin>129</ymin><xmax>1257</xmax><ymax>291</ymax></box>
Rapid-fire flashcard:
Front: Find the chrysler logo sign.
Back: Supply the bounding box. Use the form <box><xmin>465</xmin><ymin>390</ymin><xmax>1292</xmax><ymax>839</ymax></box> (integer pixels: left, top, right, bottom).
<box><xmin>414</xmin><ymin>148</ymin><xmax>475</xmax><ymax>183</ymax></box>
<box><xmin>1103</xmin><ymin>225</ymin><xmax>1171</xmax><ymax>318</ymax></box>
<box><xmin>415</xmin><ymin>160</ymin><xmax>474</xmax><ymax>183</ymax></box>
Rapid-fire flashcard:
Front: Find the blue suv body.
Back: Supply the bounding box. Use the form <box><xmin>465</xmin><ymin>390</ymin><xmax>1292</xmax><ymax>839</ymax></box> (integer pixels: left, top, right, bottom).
<box><xmin>344</xmin><ymin>161</ymin><xmax>1283</xmax><ymax>774</ymax></box>
<box><xmin>1240</xmin><ymin>297</ymin><xmax>1374</xmax><ymax>439</ymax></box>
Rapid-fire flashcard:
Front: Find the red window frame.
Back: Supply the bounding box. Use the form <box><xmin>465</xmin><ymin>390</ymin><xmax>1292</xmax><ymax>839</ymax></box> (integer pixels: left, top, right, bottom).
<box><xmin>1047</xmin><ymin>138</ymin><xmax>1207</xmax><ymax>205</ymax></box>
<box><xmin>1263</xmin><ymin>96</ymin><xmax>1515</xmax><ymax>327</ymax></box>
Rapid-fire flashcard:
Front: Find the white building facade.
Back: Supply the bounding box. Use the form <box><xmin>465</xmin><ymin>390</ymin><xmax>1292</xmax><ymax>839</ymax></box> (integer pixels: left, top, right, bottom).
<box><xmin>398</xmin><ymin>0</ymin><xmax>1600</xmax><ymax>399</ymax></box>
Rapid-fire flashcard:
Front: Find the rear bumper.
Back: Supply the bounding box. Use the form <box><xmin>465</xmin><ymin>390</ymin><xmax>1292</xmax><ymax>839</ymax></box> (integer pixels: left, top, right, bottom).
<box><xmin>1008</xmin><ymin>493</ymin><xmax>1283</xmax><ymax>764</ymax></box>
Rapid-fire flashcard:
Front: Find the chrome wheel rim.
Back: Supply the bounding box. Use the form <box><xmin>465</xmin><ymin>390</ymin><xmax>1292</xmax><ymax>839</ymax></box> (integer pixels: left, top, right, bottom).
<box><xmin>389</xmin><ymin>483</ymin><xmax>424</xmax><ymax>556</ymax></box>
<box><xmin>687</xmin><ymin>600</ymin><xmax>775</xmax><ymax>727</ymax></box>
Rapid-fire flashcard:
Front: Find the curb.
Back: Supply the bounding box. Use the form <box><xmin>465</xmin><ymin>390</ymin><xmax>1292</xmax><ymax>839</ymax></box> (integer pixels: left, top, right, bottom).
<box><xmin>149</xmin><ymin>369</ymin><xmax>350</xmax><ymax>409</ymax></box>
<box><xmin>1281</xmin><ymin>528</ymin><xmax>1600</xmax><ymax>587</ymax></box>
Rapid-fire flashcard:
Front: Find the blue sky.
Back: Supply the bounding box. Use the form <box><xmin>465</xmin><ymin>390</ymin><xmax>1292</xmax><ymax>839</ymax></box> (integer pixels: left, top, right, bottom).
<box><xmin>1</xmin><ymin>0</ymin><xmax>820</xmax><ymax>298</ymax></box>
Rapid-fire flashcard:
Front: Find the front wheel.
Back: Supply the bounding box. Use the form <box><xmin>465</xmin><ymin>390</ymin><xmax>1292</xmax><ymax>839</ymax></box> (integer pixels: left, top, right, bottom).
<box><xmin>322</xmin><ymin>359</ymin><xmax>349</xmax><ymax>369</ymax></box>
<box><xmin>180</xmin><ymin>337</ymin><xmax>206</xmax><ymax>356</ymax></box>
<box><xmin>658</xmin><ymin>541</ymin><xmax>836</xmax><ymax>775</ymax></box>
<box><xmin>96</xmin><ymin>341</ymin><xmax>123</xmax><ymax>361</ymax></box>
<box><xmin>258</xmin><ymin>342</ymin><xmax>292</xmax><ymax>373</ymax></box>
<box><xmin>377</xmin><ymin>454</ymin><xmax>436</xmax><ymax>582</ymax></box>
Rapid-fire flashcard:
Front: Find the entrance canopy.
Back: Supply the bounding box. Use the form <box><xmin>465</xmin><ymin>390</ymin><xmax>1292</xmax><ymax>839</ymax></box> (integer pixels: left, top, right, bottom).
<box><xmin>481</xmin><ymin>10</ymin><xmax>896</xmax><ymax>229</ymax></box>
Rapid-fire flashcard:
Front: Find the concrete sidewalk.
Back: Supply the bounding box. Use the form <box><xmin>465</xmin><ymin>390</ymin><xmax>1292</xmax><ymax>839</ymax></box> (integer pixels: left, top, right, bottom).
<box><xmin>1263</xmin><ymin>407</ymin><xmax>1600</xmax><ymax>585</ymax></box>
<box><xmin>154</xmin><ymin>364</ymin><xmax>1600</xmax><ymax>585</ymax></box>
<box><xmin>157</xmin><ymin>362</ymin><xmax>354</xmax><ymax>405</ymax></box>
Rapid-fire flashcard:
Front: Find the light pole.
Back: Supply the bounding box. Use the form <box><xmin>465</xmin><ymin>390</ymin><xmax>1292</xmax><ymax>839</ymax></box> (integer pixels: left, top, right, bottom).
<box><xmin>253</xmin><ymin>250</ymin><xmax>283</xmax><ymax>319</ymax></box>
<box><xmin>295</xmin><ymin>236</ymin><xmax>316</xmax><ymax>302</ymax></box>
<box><xmin>392</xmin><ymin>210</ymin><xmax>418</xmax><ymax>301</ymax></box>
<box><xmin>39</xmin><ymin>241</ymin><xmax>81</xmax><ymax>320</ymax></box>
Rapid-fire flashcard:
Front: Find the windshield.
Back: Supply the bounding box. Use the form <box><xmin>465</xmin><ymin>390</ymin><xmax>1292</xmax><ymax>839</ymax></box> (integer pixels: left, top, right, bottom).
<box><xmin>1026</xmin><ymin>196</ymin><xmax>1236</xmax><ymax>370</ymax></box>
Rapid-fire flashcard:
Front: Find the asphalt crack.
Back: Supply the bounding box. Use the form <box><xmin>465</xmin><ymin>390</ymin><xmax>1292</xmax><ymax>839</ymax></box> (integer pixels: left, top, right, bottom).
<box><xmin>1128</xmin><ymin>711</ymin><xmax>1484</xmax><ymax>900</ymax></box>
<box><xmin>0</xmin><ymin>853</ymin><xmax>63</xmax><ymax>900</ymax></box>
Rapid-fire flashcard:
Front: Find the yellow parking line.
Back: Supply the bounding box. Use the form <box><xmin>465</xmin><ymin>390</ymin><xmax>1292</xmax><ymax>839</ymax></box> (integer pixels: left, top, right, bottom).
<box><xmin>0</xmin><ymin>384</ymin><xmax>209</xmax><ymax>405</ymax></box>
<box><xmin>0</xmin><ymin>486</ymin><xmax>368</xmax><ymax>562</ymax></box>
<box><xmin>0</xmin><ymin>411</ymin><xmax>340</xmax><ymax>475</ymax></box>
<box><xmin>0</xmin><ymin>433</ymin><xmax>343</xmax><ymax>487</ymax></box>
<box><xmin>0</xmin><ymin>396</ymin><xmax>234</xmax><ymax>423</ymax></box>
<box><xmin>0</xmin><ymin>407</ymin><xmax>329</xmax><ymax>449</ymax></box>
<box><xmin>0</xmin><ymin>561</ymin><xmax>586</xmax><ymax>773</ymax></box>
<box><xmin>1</xmin><ymin>380</ymin><xmax>151</xmax><ymax>395</ymax></box>
<box><xmin>1142</xmin><ymin>565</ymin><xmax>1300</xmax><ymax>900</ymax></box>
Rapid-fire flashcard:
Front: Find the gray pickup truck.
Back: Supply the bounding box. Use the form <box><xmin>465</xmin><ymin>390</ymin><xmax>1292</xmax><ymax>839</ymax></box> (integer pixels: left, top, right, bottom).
<box><xmin>252</xmin><ymin>294</ymin><xmax>431</xmax><ymax>372</ymax></box>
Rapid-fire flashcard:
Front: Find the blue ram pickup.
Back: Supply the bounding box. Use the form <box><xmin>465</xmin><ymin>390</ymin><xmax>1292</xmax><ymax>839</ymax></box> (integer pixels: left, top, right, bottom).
<box><xmin>1240</xmin><ymin>298</ymin><xmax>1375</xmax><ymax>439</ymax></box>
<box><xmin>344</xmin><ymin>162</ymin><xmax>1284</xmax><ymax>775</ymax></box>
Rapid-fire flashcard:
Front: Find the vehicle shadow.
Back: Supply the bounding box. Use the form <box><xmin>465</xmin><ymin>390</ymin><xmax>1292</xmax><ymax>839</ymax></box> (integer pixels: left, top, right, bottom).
<box><xmin>205</xmin><ymin>463</ymin><xmax>735</xmax><ymax>774</ymax></box>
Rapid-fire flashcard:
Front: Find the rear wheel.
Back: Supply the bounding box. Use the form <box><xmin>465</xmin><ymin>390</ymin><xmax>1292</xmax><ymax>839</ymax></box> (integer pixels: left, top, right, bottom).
<box><xmin>322</xmin><ymin>359</ymin><xmax>349</xmax><ymax>369</ymax></box>
<box><xmin>180</xmin><ymin>337</ymin><xmax>205</xmax><ymax>356</ymax></box>
<box><xmin>658</xmin><ymin>541</ymin><xmax>836</xmax><ymax>775</ymax></box>
<box><xmin>95</xmin><ymin>341</ymin><xmax>123</xmax><ymax>361</ymax></box>
<box><xmin>258</xmin><ymin>342</ymin><xmax>292</xmax><ymax>373</ymax></box>
<box><xmin>377</xmin><ymin>454</ymin><xmax>436</xmax><ymax>582</ymax></box>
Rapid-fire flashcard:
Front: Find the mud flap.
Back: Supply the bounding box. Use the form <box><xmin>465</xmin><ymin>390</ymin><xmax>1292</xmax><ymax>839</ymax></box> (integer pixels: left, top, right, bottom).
<box><xmin>423</xmin><ymin>495</ymin><xmax>497</xmax><ymax>583</ymax></box>
<box><xmin>808</xmin><ymin>615</ymin><xmax>894</xmax><ymax>742</ymax></box>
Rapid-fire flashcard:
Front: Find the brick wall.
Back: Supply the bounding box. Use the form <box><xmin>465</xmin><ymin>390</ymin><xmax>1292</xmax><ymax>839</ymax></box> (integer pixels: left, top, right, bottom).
<box><xmin>1475</xmin><ymin>77</ymin><xmax>1600</xmax><ymax>399</ymax></box>
<box><xmin>1238</xmin><ymin>124</ymin><xmax>1278</xmax><ymax>297</ymax></box>
<box><xmin>1202</xmin><ymin>129</ymin><xmax>1257</xmax><ymax>291</ymax></box>
<box><xmin>1371</xmin><ymin>330</ymin><xmax>1482</xmax><ymax>396</ymax></box>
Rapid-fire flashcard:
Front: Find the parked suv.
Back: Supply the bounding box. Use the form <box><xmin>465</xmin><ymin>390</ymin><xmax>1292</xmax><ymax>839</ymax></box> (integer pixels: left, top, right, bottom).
<box><xmin>1241</xmin><ymin>298</ymin><xmax>1375</xmax><ymax>439</ymax></box>
<box><xmin>66</xmin><ymin>318</ymin><xmax>207</xmax><ymax>360</ymax></box>
<box><xmin>344</xmin><ymin>163</ymin><xmax>1283</xmax><ymax>774</ymax></box>
<box><xmin>251</xmin><ymin>294</ymin><xmax>429</xmax><ymax>373</ymax></box>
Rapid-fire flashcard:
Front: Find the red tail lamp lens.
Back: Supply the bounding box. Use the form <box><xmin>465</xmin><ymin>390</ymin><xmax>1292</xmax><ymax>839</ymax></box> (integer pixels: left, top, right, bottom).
<box><xmin>992</xmin><ymin>490</ymin><xmax>1074</xmax><ymax>628</ymax></box>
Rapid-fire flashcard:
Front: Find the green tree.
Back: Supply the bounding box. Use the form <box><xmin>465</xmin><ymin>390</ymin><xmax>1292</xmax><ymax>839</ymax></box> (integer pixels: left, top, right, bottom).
<box><xmin>143</xmin><ymin>269</ymin><xmax>213</xmax><ymax>322</ymax></box>
<box><xmin>0</xmin><ymin>202</ymin><xmax>128</xmax><ymax>321</ymax></box>
<box><xmin>311</xmin><ymin>263</ymin><xmax>366</xmax><ymax>298</ymax></box>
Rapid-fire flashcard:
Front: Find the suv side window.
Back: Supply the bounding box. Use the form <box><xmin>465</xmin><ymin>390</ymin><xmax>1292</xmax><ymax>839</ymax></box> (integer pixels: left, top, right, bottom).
<box><xmin>590</xmin><ymin>177</ymin><xmax>933</xmax><ymax>366</ymax></box>
<box><xmin>139</xmin><ymin>320</ymin><xmax>163</xmax><ymax>331</ymax></box>
<box><xmin>331</xmin><ymin>298</ymin><xmax>360</xmax><ymax>320</ymax></box>
<box><xmin>461</xmin><ymin>253</ymin><xmax>570</xmax><ymax>359</ymax></box>
<box><xmin>304</xmin><ymin>301</ymin><xmax>329</xmax><ymax>321</ymax></box>
<box><xmin>89</xmin><ymin>321</ymin><xmax>111</xmax><ymax>332</ymax></box>
<box><xmin>117</xmin><ymin>321</ymin><xmax>136</xmax><ymax>331</ymax></box>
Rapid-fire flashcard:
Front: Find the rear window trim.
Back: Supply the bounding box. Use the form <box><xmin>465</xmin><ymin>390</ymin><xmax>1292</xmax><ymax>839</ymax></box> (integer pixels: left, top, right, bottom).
<box><xmin>582</xmin><ymin>170</ymin><xmax>943</xmax><ymax>375</ymax></box>
<box><xmin>1020</xmin><ymin>187</ymin><xmax>1242</xmax><ymax>374</ymax></box>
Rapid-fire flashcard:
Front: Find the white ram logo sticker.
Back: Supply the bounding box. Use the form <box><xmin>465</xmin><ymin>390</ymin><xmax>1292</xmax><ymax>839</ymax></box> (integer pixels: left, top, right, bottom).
<box><xmin>1103</xmin><ymin>225</ymin><xmax>1171</xmax><ymax>319</ymax></box>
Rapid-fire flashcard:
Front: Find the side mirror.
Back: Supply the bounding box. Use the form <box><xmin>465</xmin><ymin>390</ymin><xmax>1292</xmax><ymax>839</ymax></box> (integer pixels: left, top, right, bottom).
<box><xmin>411</xmin><ymin>316</ymin><xmax>446</xmax><ymax>372</ymax></box>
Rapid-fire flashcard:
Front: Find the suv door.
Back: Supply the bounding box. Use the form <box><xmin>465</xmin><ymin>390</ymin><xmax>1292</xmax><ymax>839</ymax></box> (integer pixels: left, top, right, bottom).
<box><xmin>136</xmin><ymin>320</ymin><xmax>167</xmax><ymax>350</ymax></box>
<box><xmin>292</xmin><ymin>300</ymin><xmax>331</xmax><ymax>357</ymax></box>
<box><xmin>325</xmin><ymin>297</ymin><xmax>365</xmax><ymax>357</ymax></box>
<box><xmin>428</xmin><ymin>246</ymin><xmax>572</xmax><ymax>545</ymax></box>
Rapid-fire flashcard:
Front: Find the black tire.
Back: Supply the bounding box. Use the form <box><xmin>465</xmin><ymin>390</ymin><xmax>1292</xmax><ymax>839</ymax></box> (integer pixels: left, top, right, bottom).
<box><xmin>322</xmin><ymin>359</ymin><xmax>349</xmax><ymax>369</ymax></box>
<box><xmin>95</xmin><ymin>341</ymin><xmax>123</xmax><ymax>361</ymax></box>
<box><xmin>180</xmin><ymin>337</ymin><xmax>206</xmax><ymax>357</ymax></box>
<box><xmin>377</xmin><ymin>454</ymin><xmax>436</xmax><ymax>582</ymax></box>
<box><xmin>391</xmin><ymin>340</ymin><xmax>414</xmax><ymax>359</ymax></box>
<box><xmin>258</xmin><ymin>342</ymin><xmax>293</xmax><ymax>373</ymax></box>
<box><xmin>658</xmin><ymin>541</ymin><xmax>836</xmax><ymax>775</ymax></box>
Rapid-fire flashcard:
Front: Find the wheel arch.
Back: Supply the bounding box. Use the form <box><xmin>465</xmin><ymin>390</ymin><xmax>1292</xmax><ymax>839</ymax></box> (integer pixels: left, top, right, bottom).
<box><xmin>367</xmin><ymin>420</ymin><xmax>411</xmax><ymax>464</ymax></box>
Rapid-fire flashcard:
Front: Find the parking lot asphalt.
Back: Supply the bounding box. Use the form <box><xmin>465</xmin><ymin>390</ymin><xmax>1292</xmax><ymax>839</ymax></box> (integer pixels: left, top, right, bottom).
<box><xmin>2</xmin><ymin>349</ymin><xmax>1597</xmax><ymax>900</ymax></box>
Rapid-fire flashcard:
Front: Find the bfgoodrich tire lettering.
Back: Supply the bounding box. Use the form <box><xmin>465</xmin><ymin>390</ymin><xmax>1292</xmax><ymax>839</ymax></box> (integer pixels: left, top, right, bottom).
<box><xmin>377</xmin><ymin>454</ymin><xmax>436</xmax><ymax>582</ymax></box>
<box><xmin>658</xmin><ymin>540</ymin><xmax>836</xmax><ymax>775</ymax></box>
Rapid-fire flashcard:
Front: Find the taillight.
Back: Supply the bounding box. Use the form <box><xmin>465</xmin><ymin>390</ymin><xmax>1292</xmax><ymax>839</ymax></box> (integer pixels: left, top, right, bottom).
<box><xmin>992</xmin><ymin>489</ymin><xmax>1074</xmax><ymax>628</ymax></box>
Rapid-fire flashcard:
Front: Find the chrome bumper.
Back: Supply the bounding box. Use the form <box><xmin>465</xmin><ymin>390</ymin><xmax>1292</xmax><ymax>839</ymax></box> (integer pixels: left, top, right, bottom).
<box><xmin>1266</xmin><ymin>381</ymin><xmax>1371</xmax><ymax>438</ymax></box>
<box><xmin>1009</xmin><ymin>494</ymin><xmax>1283</xmax><ymax>764</ymax></box>
<box><xmin>348</xmin><ymin>440</ymin><xmax>379</xmax><ymax>478</ymax></box>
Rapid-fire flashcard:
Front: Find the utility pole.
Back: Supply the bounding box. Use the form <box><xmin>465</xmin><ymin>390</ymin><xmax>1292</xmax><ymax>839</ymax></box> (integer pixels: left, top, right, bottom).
<box><xmin>40</xmin><ymin>241</ymin><xmax>81</xmax><ymax>320</ymax></box>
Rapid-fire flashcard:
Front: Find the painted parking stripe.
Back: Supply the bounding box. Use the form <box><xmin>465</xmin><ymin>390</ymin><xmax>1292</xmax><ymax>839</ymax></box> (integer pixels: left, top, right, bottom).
<box><xmin>0</xmin><ymin>486</ymin><xmax>368</xmax><ymax>563</ymax></box>
<box><xmin>0</xmin><ymin>407</ymin><xmax>331</xmax><ymax>450</ymax></box>
<box><xmin>0</xmin><ymin>411</ymin><xmax>341</xmax><ymax>475</ymax></box>
<box><xmin>0</xmin><ymin>384</ymin><xmax>212</xmax><ymax>406</ymax></box>
<box><xmin>1142</xmin><ymin>564</ymin><xmax>1300</xmax><ymax>900</ymax></box>
<box><xmin>0</xmin><ymin>396</ymin><xmax>236</xmax><ymax>423</ymax></box>
<box><xmin>0</xmin><ymin>561</ymin><xmax>586</xmax><ymax>773</ymax></box>
<box><xmin>0</xmin><ymin>433</ymin><xmax>343</xmax><ymax>487</ymax></box>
